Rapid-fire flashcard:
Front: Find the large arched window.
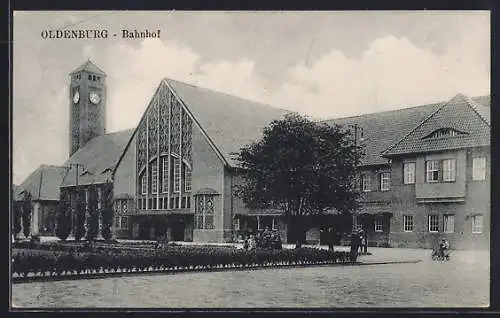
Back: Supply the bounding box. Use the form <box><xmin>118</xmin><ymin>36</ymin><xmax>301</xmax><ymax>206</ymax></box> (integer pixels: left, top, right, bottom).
<box><xmin>151</xmin><ymin>159</ymin><xmax>158</xmax><ymax>194</ymax></box>
<box><xmin>184</xmin><ymin>162</ymin><xmax>192</xmax><ymax>193</ymax></box>
<box><xmin>140</xmin><ymin>173</ymin><xmax>147</xmax><ymax>194</ymax></box>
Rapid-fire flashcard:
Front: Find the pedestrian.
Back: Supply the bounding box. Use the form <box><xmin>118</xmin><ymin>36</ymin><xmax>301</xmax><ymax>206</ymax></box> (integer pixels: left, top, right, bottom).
<box><xmin>243</xmin><ymin>235</ymin><xmax>250</xmax><ymax>250</ymax></box>
<box><xmin>350</xmin><ymin>231</ymin><xmax>359</xmax><ymax>263</ymax></box>
<box><xmin>249</xmin><ymin>234</ymin><xmax>257</xmax><ymax>250</ymax></box>
<box><xmin>327</xmin><ymin>227</ymin><xmax>334</xmax><ymax>251</ymax></box>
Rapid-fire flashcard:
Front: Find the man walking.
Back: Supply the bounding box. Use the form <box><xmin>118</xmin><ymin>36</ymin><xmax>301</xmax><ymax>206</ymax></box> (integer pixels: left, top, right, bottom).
<box><xmin>350</xmin><ymin>231</ymin><xmax>360</xmax><ymax>263</ymax></box>
<box><xmin>327</xmin><ymin>227</ymin><xmax>335</xmax><ymax>251</ymax></box>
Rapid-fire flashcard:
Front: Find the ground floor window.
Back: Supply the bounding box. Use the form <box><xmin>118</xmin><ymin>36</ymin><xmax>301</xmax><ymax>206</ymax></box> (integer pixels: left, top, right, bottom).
<box><xmin>428</xmin><ymin>215</ymin><xmax>439</xmax><ymax>232</ymax></box>
<box><xmin>194</xmin><ymin>194</ymin><xmax>215</xmax><ymax>229</ymax></box>
<box><xmin>233</xmin><ymin>217</ymin><xmax>240</xmax><ymax>231</ymax></box>
<box><xmin>374</xmin><ymin>216</ymin><xmax>383</xmax><ymax>232</ymax></box>
<box><xmin>444</xmin><ymin>215</ymin><xmax>455</xmax><ymax>233</ymax></box>
<box><xmin>115</xmin><ymin>215</ymin><xmax>129</xmax><ymax>229</ymax></box>
<box><xmin>403</xmin><ymin>215</ymin><xmax>414</xmax><ymax>232</ymax></box>
<box><xmin>272</xmin><ymin>217</ymin><xmax>279</xmax><ymax>231</ymax></box>
<box><xmin>472</xmin><ymin>215</ymin><xmax>483</xmax><ymax>233</ymax></box>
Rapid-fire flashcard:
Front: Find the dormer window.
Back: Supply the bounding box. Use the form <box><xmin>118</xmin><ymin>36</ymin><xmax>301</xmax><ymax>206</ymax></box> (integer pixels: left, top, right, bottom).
<box><xmin>423</xmin><ymin>128</ymin><xmax>468</xmax><ymax>139</ymax></box>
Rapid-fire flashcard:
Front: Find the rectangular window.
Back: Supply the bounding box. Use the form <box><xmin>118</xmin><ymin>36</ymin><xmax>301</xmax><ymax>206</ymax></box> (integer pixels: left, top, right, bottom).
<box><xmin>114</xmin><ymin>215</ymin><xmax>120</xmax><ymax>228</ymax></box>
<box><xmin>152</xmin><ymin>198</ymin><xmax>157</xmax><ymax>210</ymax></box>
<box><xmin>374</xmin><ymin>217</ymin><xmax>383</xmax><ymax>232</ymax></box>
<box><xmin>361</xmin><ymin>174</ymin><xmax>371</xmax><ymax>192</ymax></box>
<box><xmin>120</xmin><ymin>216</ymin><xmax>129</xmax><ymax>229</ymax></box>
<box><xmin>195</xmin><ymin>195</ymin><xmax>215</xmax><ymax>230</ymax></box>
<box><xmin>403</xmin><ymin>215</ymin><xmax>414</xmax><ymax>232</ymax></box>
<box><xmin>426</xmin><ymin>160</ymin><xmax>440</xmax><ymax>182</ymax></box>
<box><xmin>162</xmin><ymin>157</ymin><xmax>169</xmax><ymax>193</ymax></box>
<box><xmin>159</xmin><ymin>198</ymin><xmax>163</xmax><ymax>209</ymax></box>
<box><xmin>185</xmin><ymin>167</ymin><xmax>192</xmax><ymax>192</ymax></box>
<box><xmin>380</xmin><ymin>172</ymin><xmax>391</xmax><ymax>191</ymax></box>
<box><xmin>138</xmin><ymin>199</ymin><xmax>142</xmax><ymax>209</ymax></box>
<box><xmin>403</xmin><ymin>162</ymin><xmax>416</xmax><ymax>184</ymax></box>
<box><xmin>173</xmin><ymin>157</ymin><xmax>181</xmax><ymax>193</ymax></box>
<box><xmin>151</xmin><ymin>163</ymin><xmax>158</xmax><ymax>194</ymax></box>
<box><xmin>442</xmin><ymin>159</ymin><xmax>456</xmax><ymax>182</ymax></box>
<box><xmin>272</xmin><ymin>217</ymin><xmax>279</xmax><ymax>230</ymax></box>
<box><xmin>187</xmin><ymin>197</ymin><xmax>191</xmax><ymax>209</ymax></box>
<box><xmin>233</xmin><ymin>217</ymin><xmax>240</xmax><ymax>231</ymax></box>
<box><xmin>141</xmin><ymin>174</ymin><xmax>147</xmax><ymax>194</ymax></box>
<box><xmin>444</xmin><ymin>215</ymin><xmax>455</xmax><ymax>233</ymax></box>
<box><xmin>472</xmin><ymin>215</ymin><xmax>483</xmax><ymax>233</ymax></box>
<box><xmin>472</xmin><ymin>157</ymin><xmax>486</xmax><ymax>181</ymax></box>
<box><xmin>428</xmin><ymin>215</ymin><xmax>439</xmax><ymax>232</ymax></box>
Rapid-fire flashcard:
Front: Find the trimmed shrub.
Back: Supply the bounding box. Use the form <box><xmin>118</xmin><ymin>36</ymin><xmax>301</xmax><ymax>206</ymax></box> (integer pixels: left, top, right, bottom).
<box><xmin>56</xmin><ymin>190</ymin><xmax>72</xmax><ymax>241</ymax></box>
<box><xmin>13</xmin><ymin>201</ymin><xmax>22</xmax><ymax>238</ymax></box>
<box><xmin>21</xmin><ymin>192</ymin><xmax>32</xmax><ymax>238</ymax></box>
<box><xmin>74</xmin><ymin>189</ymin><xmax>87</xmax><ymax>241</ymax></box>
<box><xmin>101</xmin><ymin>182</ymin><xmax>114</xmax><ymax>241</ymax></box>
<box><xmin>12</xmin><ymin>245</ymin><xmax>355</xmax><ymax>278</ymax></box>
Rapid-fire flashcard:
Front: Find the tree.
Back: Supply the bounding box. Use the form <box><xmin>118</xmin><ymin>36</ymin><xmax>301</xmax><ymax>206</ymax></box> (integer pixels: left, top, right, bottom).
<box><xmin>56</xmin><ymin>189</ymin><xmax>72</xmax><ymax>240</ymax></box>
<box><xmin>21</xmin><ymin>191</ymin><xmax>32</xmax><ymax>238</ymax></box>
<box><xmin>86</xmin><ymin>185</ymin><xmax>99</xmax><ymax>241</ymax></box>
<box><xmin>13</xmin><ymin>201</ymin><xmax>22</xmax><ymax>239</ymax></box>
<box><xmin>233</xmin><ymin>113</ymin><xmax>363</xmax><ymax>248</ymax></box>
<box><xmin>101</xmin><ymin>181</ymin><xmax>114</xmax><ymax>241</ymax></box>
<box><xmin>74</xmin><ymin>187</ymin><xmax>86</xmax><ymax>241</ymax></box>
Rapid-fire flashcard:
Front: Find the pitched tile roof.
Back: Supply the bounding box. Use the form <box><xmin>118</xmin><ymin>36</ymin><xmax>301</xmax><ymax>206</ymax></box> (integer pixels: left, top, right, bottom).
<box><xmin>165</xmin><ymin>79</ymin><xmax>290</xmax><ymax>166</ymax></box>
<box><xmin>61</xmin><ymin>129</ymin><xmax>134</xmax><ymax>187</ymax></box>
<box><xmin>322</xmin><ymin>103</ymin><xmax>443</xmax><ymax>166</ymax></box>
<box><xmin>15</xmin><ymin>165</ymin><xmax>67</xmax><ymax>201</ymax></box>
<box><xmin>382</xmin><ymin>94</ymin><xmax>491</xmax><ymax>157</ymax></box>
<box><xmin>70</xmin><ymin>60</ymin><xmax>106</xmax><ymax>75</ymax></box>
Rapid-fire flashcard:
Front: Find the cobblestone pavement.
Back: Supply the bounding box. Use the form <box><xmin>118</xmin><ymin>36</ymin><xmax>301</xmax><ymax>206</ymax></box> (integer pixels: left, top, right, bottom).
<box><xmin>11</xmin><ymin>246</ymin><xmax>489</xmax><ymax>308</ymax></box>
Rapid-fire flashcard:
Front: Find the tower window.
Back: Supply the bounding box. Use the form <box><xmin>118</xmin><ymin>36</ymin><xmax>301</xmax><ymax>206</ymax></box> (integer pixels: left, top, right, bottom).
<box><xmin>97</xmin><ymin>76</ymin><xmax>100</xmax><ymax>81</ymax></box>
<box><xmin>92</xmin><ymin>75</ymin><xmax>96</xmax><ymax>81</ymax></box>
<box><xmin>88</xmin><ymin>74</ymin><xmax>92</xmax><ymax>80</ymax></box>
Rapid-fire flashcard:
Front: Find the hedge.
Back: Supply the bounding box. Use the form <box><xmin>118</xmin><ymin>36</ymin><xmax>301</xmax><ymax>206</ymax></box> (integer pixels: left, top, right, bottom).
<box><xmin>12</xmin><ymin>247</ymin><xmax>354</xmax><ymax>278</ymax></box>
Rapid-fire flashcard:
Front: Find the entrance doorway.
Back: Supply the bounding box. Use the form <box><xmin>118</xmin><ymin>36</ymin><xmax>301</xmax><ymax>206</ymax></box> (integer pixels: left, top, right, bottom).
<box><xmin>171</xmin><ymin>219</ymin><xmax>185</xmax><ymax>241</ymax></box>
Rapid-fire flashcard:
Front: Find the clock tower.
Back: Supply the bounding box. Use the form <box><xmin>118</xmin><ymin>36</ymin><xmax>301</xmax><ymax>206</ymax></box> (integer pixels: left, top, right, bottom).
<box><xmin>69</xmin><ymin>60</ymin><xmax>107</xmax><ymax>157</ymax></box>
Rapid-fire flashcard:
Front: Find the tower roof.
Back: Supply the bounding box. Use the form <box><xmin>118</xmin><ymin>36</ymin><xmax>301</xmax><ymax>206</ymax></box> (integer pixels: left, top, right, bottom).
<box><xmin>70</xmin><ymin>60</ymin><xmax>106</xmax><ymax>76</ymax></box>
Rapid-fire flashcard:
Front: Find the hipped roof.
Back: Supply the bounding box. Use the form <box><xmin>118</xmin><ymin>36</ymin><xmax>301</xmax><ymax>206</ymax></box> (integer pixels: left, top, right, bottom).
<box><xmin>14</xmin><ymin>165</ymin><xmax>67</xmax><ymax>201</ymax></box>
<box><xmin>61</xmin><ymin>129</ymin><xmax>134</xmax><ymax>187</ymax></box>
<box><xmin>382</xmin><ymin>94</ymin><xmax>491</xmax><ymax>157</ymax></box>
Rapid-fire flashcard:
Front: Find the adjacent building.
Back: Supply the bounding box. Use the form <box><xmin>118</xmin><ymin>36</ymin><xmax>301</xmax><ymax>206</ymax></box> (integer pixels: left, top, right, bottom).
<box><xmin>14</xmin><ymin>61</ymin><xmax>490</xmax><ymax>249</ymax></box>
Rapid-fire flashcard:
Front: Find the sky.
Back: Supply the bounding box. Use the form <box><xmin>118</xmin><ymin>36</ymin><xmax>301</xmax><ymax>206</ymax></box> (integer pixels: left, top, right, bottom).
<box><xmin>12</xmin><ymin>11</ymin><xmax>490</xmax><ymax>185</ymax></box>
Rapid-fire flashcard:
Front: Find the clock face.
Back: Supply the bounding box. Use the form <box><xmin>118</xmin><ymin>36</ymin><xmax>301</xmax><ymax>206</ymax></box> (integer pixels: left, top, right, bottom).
<box><xmin>73</xmin><ymin>91</ymin><xmax>80</xmax><ymax>104</ymax></box>
<box><xmin>89</xmin><ymin>91</ymin><xmax>101</xmax><ymax>105</ymax></box>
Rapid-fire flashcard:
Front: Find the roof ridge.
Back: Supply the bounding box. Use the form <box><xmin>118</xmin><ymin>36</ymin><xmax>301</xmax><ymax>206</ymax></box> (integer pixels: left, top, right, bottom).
<box><xmin>463</xmin><ymin>95</ymin><xmax>491</xmax><ymax>126</ymax></box>
<box><xmin>164</xmin><ymin>77</ymin><xmax>291</xmax><ymax>113</ymax></box>
<box><xmin>321</xmin><ymin>101</ymin><xmax>445</xmax><ymax>123</ymax></box>
<box><xmin>381</xmin><ymin>100</ymin><xmax>448</xmax><ymax>156</ymax></box>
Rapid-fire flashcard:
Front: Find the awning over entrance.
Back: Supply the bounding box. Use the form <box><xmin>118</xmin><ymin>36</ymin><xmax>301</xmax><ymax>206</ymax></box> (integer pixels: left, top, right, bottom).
<box><xmin>357</xmin><ymin>202</ymin><xmax>392</xmax><ymax>216</ymax></box>
<box><xmin>195</xmin><ymin>187</ymin><xmax>219</xmax><ymax>195</ymax></box>
<box><xmin>133</xmin><ymin>209</ymin><xmax>194</xmax><ymax>216</ymax></box>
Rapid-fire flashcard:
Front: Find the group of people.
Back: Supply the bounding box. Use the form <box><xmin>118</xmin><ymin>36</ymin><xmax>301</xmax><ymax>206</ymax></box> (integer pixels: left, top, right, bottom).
<box><xmin>349</xmin><ymin>229</ymin><xmax>368</xmax><ymax>257</ymax></box>
<box><xmin>242</xmin><ymin>227</ymin><xmax>282</xmax><ymax>250</ymax></box>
